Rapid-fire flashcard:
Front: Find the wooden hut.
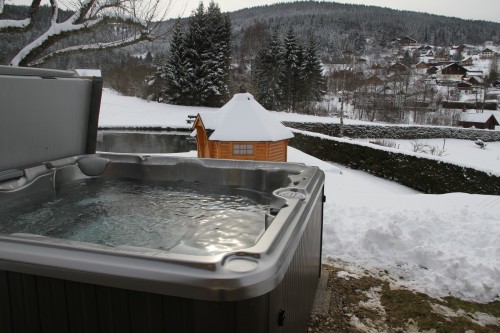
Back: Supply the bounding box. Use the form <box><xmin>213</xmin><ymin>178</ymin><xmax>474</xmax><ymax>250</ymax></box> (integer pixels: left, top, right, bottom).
<box><xmin>192</xmin><ymin>93</ymin><xmax>294</xmax><ymax>162</ymax></box>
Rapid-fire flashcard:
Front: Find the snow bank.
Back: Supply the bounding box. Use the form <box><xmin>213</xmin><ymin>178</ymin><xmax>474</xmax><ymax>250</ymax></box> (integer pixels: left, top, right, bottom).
<box><xmin>288</xmin><ymin>147</ymin><xmax>500</xmax><ymax>303</ymax></box>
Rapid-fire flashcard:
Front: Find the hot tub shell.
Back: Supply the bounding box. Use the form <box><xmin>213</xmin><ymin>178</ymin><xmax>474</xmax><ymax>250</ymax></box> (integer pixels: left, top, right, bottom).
<box><xmin>0</xmin><ymin>65</ymin><xmax>325</xmax><ymax>333</ymax></box>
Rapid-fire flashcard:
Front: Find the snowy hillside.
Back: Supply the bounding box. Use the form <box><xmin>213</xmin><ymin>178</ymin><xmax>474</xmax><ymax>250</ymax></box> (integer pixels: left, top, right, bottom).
<box><xmin>99</xmin><ymin>90</ymin><xmax>500</xmax><ymax>302</ymax></box>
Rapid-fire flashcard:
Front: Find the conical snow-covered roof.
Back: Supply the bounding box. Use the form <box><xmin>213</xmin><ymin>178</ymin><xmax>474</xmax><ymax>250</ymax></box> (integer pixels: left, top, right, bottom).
<box><xmin>208</xmin><ymin>93</ymin><xmax>294</xmax><ymax>142</ymax></box>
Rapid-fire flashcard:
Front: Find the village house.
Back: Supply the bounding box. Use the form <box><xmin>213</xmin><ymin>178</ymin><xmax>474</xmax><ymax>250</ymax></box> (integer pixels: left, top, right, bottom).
<box><xmin>457</xmin><ymin>81</ymin><xmax>472</xmax><ymax>92</ymax></box>
<box><xmin>460</xmin><ymin>57</ymin><xmax>474</xmax><ymax>66</ymax></box>
<box><xmin>434</xmin><ymin>49</ymin><xmax>451</xmax><ymax>62</ymax></box>
<box><xmin>416</xmin><ymin>61</ymin><xmax>430</xmax><ymax>69</ymax></box>
<box><xmin>459</xmin><ymin>113</ymin><xmax>499</xmax><ymax>130</ymax></box>
<box><xmin>438</xmin><ymin>63</ymin><xmax>467</xmax><ymax>81</ymax></box>
<box><xmin>365</xmin><ymin>75</ymin><xmax>384</xmax><ymax>86</ymax></box>
<box><xmin>479</xmin><ymin>48</ymin><xmax>497</xmax><ymax>59</ymax></box>
<box><xmin>191</xmin><ymin>93</ymin><xmax>294</xmax><ymax>162</ymax></box>
<box><xmin>467</xmin><ymin>76</ymin><xmax>483</xmax><ymax>86</ymax></box>
<box><xmin>388</xmin><ymin>62</ymin><xmax>409</xmax><ymax>72</ymax></box>
<box><xmin>400</xmin><ymin>36</ymin><xmax>418</xmax><ymax>46</ymax></box>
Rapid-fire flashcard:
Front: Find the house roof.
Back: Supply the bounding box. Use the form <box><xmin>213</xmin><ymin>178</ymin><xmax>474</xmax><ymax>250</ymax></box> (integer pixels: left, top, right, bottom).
<box><xmin>481</xmin><ymin>48</ymin><xmax>495</xmax><ymax>53</ymax></box>
<box><xmin>459</xmin><ymin>113</ymin><xmax>499</xmax><ymax>124</ymax></box>
<box><xmin>202</xmin><ymin>93</ymin><xmax>294</xmax><ymax>142</ymax></box>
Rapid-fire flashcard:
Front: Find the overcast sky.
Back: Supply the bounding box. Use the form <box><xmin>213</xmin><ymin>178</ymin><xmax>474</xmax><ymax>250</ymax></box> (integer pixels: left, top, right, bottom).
<box><xmin>8</xmin><ymin>0</ymin><xmax>500</xmax><ymax>23</ymax></box>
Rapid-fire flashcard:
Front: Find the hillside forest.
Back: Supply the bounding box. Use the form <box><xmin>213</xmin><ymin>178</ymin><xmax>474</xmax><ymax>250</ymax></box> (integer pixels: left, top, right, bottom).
<box><xmin>1</xmin><ymin>1</ymin><xmax>500</xmax><ymax>126</ymax></box>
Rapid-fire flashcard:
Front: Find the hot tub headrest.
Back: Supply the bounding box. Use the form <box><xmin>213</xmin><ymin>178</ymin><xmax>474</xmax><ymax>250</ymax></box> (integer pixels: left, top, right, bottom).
<box><xmin>77</xmin><ymin>157</ymin><xmax>110</xmax><ymax>176</ymax></box>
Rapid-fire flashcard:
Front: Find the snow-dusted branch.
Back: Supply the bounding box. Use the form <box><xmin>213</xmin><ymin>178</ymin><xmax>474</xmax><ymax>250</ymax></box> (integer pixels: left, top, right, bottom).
<box><xmin>2</xmin><ymin>0</ymin><xmax>171</xmax><ymax>67</ymax></box>
<box><xmin>29</xmin><ymin>30</ymin><xmax>151</xmax><ymax>67</ymax></box>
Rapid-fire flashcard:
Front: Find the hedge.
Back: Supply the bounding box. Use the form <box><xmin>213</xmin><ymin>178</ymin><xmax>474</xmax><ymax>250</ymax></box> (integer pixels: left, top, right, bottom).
<box><xmin>289</xmin><ymin>131</ymin><xmax>500</xmax><ymax>195</ymax></box>
<box><xmin>283</xmin><ymin>122</ymin><xmax>500</xmax><ymax>142</ymax></box>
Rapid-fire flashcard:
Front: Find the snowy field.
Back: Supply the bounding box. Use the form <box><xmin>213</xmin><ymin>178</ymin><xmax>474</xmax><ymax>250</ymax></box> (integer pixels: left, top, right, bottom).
<box><xmin>353</xmin><ymin>138</ymin><xmax>500</xmax><ymax>175</ymax></box>
<box><xmin>99</xmin><ymin>90</ymin><xmax>500</xmax><ymax>302</ymax></box>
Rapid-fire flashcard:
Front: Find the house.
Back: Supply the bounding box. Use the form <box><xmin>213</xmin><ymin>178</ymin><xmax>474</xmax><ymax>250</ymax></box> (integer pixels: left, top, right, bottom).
<box><xmin>467</xmin><ymin>76</ymin><xmax>483</xmax><ymax>86</ymax></box>
<box><xmin>434</xmin><ymin>49</ymin><xmax>450</xmax><ymax>62</ymax></box>
<box><xmin>479</xmin><ymin>48</ymin><xmax>496</xmax><ymax>59</ymax></box>
<box><xmin>461</xmin><ymin>57</ymin><xmax>474</xmax><ymax>66</ymax></box>
<box><xmin>191</xmin><ymin>93</ymin><xmax>294</xmax><ymax>162</ymax></box>
<box><xmin>427</xmin><ymin>66</ymin><xmax>439</xmax><ymax>75</ymax></box>
<box><xmin>416</xmin><ymin>61</ymin><xmax>430</xmax><ymax>69</ymax></box>
<box><xmin>459</xmin><ymin>113</ymin><xmax>499</xmax><ymax>130</ymax></box>
<box><xmin>365</xmin><ymin>75</ymin><xmax>384</xmax><ymax>86</ymax></box>
<box><xmin>400</xmin><ymin>36</ymin><xmax>418</xmax><ymax>46</ymax></box>
<box><xmin>439</xmin><ymin>63</ymin><xmax>467</xmax><ymax>80</ymax></box>
<box><xmin>457</xmin><ymin>81</ymin><xmax>472</xmax><ymax>91</ymax></box>
<box><xmin>388</xmin><ymin>62</ymin><xmax>409</xmax><ymax>72</ymax></box>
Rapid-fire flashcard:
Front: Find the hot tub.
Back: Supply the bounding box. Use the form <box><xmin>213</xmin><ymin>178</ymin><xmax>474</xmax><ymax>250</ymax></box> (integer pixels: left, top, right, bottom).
<box><xmin>0</xmin><ymin>65</ymin><xmax>324</xmax><ymax>333</ymax></box>
<box><xmin>0</xmin><ymin>154</ymin><xmax>324</xmax><ymax>333</ymax></box>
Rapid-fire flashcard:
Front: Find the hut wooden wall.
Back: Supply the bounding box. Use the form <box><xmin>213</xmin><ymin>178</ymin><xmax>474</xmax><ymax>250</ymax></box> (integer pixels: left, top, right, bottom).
<box><xmin>211</xmin><ymin>141</ymin><xmax>288</xmax><ymax>162</ymax></box>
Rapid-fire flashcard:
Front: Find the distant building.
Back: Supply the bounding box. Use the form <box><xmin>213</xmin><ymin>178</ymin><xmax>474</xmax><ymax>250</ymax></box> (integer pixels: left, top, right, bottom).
<box><xmin>479</xmin><ymin>48</ymin><xmax>496</xmax><ymax>59</ymax></box>
<box><xmin>439</xmin><ymin>63</ymin><xmax>467</xmax><ymax>80</ymax></box>
<box><xmin>459</xmin><ymin>113</ymin><xmax>499</xmax><ymax>130</ymax></box>
<box><xmin>191</xmin><ymin>93</ymin><xmax>294</xmax><ymax>162</ymax></box>
<box><xmin>416</xmin><ymin>61</ymin><xmax>430</xmax><ymax>69</ymax></box>
<box><xmin>388</xmin><ymin>62</ymin><xmax>409</xmax><ymax>72</ymax></box>
<box><xmin>400</xmin><ymin>36</ymin><xmax>418</xmax><ymax>46</ymax></box>
<box><xmin>460</xmin><ymin>57</ymin><xmax>474</xmax><ymax>66</ymax></box>
<box><xmin>457</xmin><ymin>81</ymin><xmax>472</xmax><ymax>91</ymax></box>
<box><xmin>365</xmin><ymin>75</ymin><xmax>384</xmax><ymax>86</ymax></box>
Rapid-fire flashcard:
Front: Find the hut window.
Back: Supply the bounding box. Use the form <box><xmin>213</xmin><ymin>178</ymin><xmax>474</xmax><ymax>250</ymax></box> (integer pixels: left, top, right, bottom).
<box><xmin>233</xmin><ymin>144</ymin><xmax>254</xmax><ymax>155</ymax></box>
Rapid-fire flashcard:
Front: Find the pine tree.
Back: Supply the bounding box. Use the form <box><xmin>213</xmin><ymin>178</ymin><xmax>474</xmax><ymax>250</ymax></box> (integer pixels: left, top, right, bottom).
<box><xmin>144</xmin><ymin>52</ymin><xmax>167</xmax><ymax>102</ymax></box>
<box><xmin>183</xmin><ymin>2</ymin><xmax>209</xmax><ymax>106</ymax></box>
<box><xmin>301</xmin><ymin>37</ymin><xmax>326</xmax><ymax>113</ymax></box>
<box><xmin>282</xmin><ymin>28</ymin><xmax>303</xmax><ymax>112</ymax></box>
<box><xmin>202</xmin><ymin>1</ymin><xmax>232</xmax><ymax>107</ymax></box>
<box><xmin>164</xmin><ymin>20</ymin><xmax>189</xmax><ymax>105</ymax></box>
<box><xmin>174</xmin><ymin>1</ymin><xmax>232</xmax><ymax>107</ymax></box>
<box><xmin>253</xmin><ymin>32</ymin><xmax>285</xmax><ymax>110</ymax></box>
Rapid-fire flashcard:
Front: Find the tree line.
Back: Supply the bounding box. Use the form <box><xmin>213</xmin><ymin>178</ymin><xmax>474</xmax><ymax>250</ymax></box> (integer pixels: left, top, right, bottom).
<box><xmin>147</xmin><ymin>2</ymin><xmax>325</xmax><ymax>113</ymax></box>
<box><xmin>252</xmin><ymin>29</ymin><xmax>325</xmax><ymax>113</ymax></box>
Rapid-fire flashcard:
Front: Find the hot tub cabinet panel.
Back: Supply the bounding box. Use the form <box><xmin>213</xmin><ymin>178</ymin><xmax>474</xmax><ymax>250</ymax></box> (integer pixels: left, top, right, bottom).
<box><xmin>0</xmin><ymin>155</ymin><xmax>324</xmax><ymax>333</ymax></box>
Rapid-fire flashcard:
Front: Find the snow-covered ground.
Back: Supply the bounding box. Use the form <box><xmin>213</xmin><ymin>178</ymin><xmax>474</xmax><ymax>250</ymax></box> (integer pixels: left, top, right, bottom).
<box><xmin>354</xmin><ymin>138</ymin><xmax>500</xmax><ymax>174</ymax></box>
<box><xmin>99</xmin><ymin>89</ymin><xmax>500</xmax><ymax>302</ymax></box>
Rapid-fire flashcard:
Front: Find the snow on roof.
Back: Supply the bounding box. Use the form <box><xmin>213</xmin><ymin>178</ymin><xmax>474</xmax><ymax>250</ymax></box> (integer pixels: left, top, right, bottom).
<box><xmin>459</xmin><ymin>112</ymin><xmax>498</xmax><ymax>123</ymax></box>
<box><xmin>75</xmin><ymin>69</ymin><xmax>102</xmax><ymax>77</ymax></box>
<box><xmin>197</xmin><ymin>111</ymin><xmax>220</xmax><ymax>130</ymax></box>
<box><xmin>206</xmin><ymin>93</ymin><xmax>294</xmax><ymax>142</ymax></box>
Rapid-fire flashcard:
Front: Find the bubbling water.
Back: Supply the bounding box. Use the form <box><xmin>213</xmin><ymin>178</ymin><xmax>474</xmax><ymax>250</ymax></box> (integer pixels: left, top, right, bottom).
<box><xmin>0</xmin><ymin>178</ymin><xmax>269</xmax><ymax>255</ymax></box>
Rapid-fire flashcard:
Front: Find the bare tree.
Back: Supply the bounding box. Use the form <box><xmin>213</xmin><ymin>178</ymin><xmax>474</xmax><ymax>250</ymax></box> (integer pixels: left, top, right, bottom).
<box><xmin>0</xmin><ymin>0</ymin><xmax>174</xmax><ymax>67</ymax></box>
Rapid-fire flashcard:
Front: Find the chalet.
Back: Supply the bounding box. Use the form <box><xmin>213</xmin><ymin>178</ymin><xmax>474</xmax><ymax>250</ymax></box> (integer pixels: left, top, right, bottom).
<box><xmin>434</xmin><ymin>49</ymin><xmax>450</xmax><ymax>62</ymax></box>
<box><xmin>191</xmin><ymin>93</ymin><xmax>294</xmax><ymax>162</ymax></box>
<box><xmin>427</xmin><ymin>66</ymin><xmax>439</xmax><ymax>75</ymax></box>
<box><xmin>467</xmin><ymin>76</ymin><xmax>483</xmax><ymax>86</ymax></box>
<box><xmin>460</xmin><ymin>57</ymin><xmax>474</xmax><ymax>66</ymax></box>
<box><xmin>457</xmin><ymin>81</ymin><xmax>472</xmax><ymax>91</ymax></box>
<box><xmin>439</xmin><ymin>63</ymin><xmax>467</xmax><ymax>80</ymax></box>
<box><xmin>479</xmin><ymin>48</ymin><xmax>496</xmax><ymax>59</ymax></box>
<box><xmin>416</xmin><ymin>61</ymin><xmax>430</xmax><ymax>69</ymax></box>
<box><xmin>365</xmin><ymin>75</ymin><xmax>384</xmax><ymax>86</ymax></box>
<box><xmin>388</xmin><ymin>62</ymin><xmax>409</xmax><ymax>72</ymax></box>
<box><xmin>400</xmin><ymin>36</ymin><xmax>418</xmax><ymax>46</ymax></box>
<box><xmin>418</xmin><ymin>45</ymin><xmax>433</xmax><ymax>51</ymax></box>
<box><xmin>459</xmin><ymin>113</ymin><xmax>499</xmax><ymax>130</ymax></box>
